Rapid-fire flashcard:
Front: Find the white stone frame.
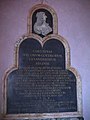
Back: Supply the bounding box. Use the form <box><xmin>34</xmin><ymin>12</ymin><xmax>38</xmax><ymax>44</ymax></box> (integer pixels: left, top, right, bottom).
<box><xmin>3</xmin><ymin>34</ymin><xmax>83</xmax><ymax>120</ymax></box>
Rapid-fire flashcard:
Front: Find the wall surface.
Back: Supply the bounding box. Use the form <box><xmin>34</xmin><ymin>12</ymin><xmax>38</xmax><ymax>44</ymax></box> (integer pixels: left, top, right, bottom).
<box><xmin>0</xmin><ymin>0</ymin><xmax>90</xmax><ymax>120</ymax></box>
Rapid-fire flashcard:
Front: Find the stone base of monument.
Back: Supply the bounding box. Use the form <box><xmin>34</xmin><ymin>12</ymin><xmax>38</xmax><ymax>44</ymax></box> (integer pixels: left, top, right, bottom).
<box><xmin>2</xmin><ymin>117</ymin><xmax>84</xmax><ymax>120</ymax></box>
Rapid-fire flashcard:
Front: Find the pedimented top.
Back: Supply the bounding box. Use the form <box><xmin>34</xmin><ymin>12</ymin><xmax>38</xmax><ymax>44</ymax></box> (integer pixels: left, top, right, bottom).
<box><xmin>27</xmin><ymin>3</ymin><xmax>58</xmax><ymax>37</ymax></box>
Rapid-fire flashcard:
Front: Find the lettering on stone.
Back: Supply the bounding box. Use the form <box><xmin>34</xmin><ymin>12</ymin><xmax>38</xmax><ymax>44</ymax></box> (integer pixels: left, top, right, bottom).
<box><xmin>7</xmin><ymin>38</ymin><xmax>77</xmax><ymax>113</ymax></box>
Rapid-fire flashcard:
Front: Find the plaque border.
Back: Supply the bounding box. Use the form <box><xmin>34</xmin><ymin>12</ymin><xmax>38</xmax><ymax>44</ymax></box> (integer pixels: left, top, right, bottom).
<box><xmin>2</xmin><ymin>34</ymin><xmax>83</xmax><ymax>119</ymax></box>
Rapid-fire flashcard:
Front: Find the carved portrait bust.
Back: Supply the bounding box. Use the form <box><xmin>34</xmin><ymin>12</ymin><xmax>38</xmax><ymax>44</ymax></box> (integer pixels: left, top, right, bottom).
<box><xmin>34</xmin><ymin>12</ymin><xmax>52</xmax><ymax>36</ymax></box>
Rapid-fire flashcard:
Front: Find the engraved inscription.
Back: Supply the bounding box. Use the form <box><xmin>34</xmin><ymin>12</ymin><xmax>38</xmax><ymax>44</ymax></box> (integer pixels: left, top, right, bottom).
<box><xmin>8</xmin><ymin>67</ymin><xmax>77</xmax><ymax>113</ymax></box>
<box><xmin>7</xmin><ymin>38</ymin><xmax>77</xmax><ymax>114</ymax></box>
<box><xmin>22</xmin><ymin>50</ymin><xmax>62</xmax><ymax>66</ymax></box>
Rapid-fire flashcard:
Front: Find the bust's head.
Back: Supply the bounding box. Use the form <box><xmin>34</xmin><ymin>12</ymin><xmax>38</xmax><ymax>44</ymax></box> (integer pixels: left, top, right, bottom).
<box><xmin>36</xmin><ymin>12</ymin><xmax>47</xmax><ymax>25</ymax></box>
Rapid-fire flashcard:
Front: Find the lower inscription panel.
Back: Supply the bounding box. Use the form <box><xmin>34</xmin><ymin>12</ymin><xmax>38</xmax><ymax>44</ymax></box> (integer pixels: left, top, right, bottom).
<box><xmin>7</xmin><ymin>67</ymin><xmax>77</xmax><ymax>113</ymax></box>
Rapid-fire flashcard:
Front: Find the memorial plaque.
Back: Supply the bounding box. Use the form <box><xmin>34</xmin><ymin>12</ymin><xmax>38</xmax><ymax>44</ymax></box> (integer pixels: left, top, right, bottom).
<box><xmin>3</xmin><ymin>2</ymin><xmax>84</xmax><ymax>120</ymax></box>
<box><xmin>7</xmin><ymin>38</ymin><xmax>77</xmax><ymax>114</ymax></box>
